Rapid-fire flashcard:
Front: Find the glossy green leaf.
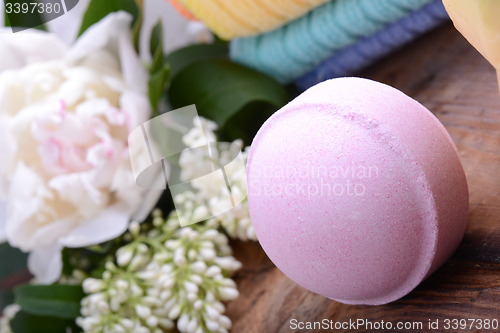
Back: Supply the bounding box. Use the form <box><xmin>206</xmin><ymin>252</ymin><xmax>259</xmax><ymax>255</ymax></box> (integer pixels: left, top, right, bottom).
<box><xmin>15</xmin><ymin>284</ymin><xmax>85</xmax><ymax>319</ymax></box>
<box><xmin>10</xmin><ymin>310</ymin><xmax>79</xmax><ymax>333</ymax></box>
<box><xmin>168</xmin><ymin>59</ymin><xmax>288</xmax><ymax>127</ymax></box>
<box><xmin>78</xmin><ymin>0</ymin><xmax>139</xmax><ymax>36</ymax></box>
<box><xmin>0</xmin><ymin>243</ymin><xmax>28</xmax><ymax>281</ymax></box>
<box><xmin>148</xmin><ymin>20</ymin><xmax>169</xmax><ymax>115</ymax></box>
<box><xmin>165</xmin><ymin>43</ymin><xmax>228</xmax><ymax>79</ymax></box>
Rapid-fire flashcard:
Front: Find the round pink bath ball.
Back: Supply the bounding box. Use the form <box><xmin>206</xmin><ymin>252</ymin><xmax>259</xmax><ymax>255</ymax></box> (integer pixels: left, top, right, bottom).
<box><xmin>246</xmin><ymin>78</ymin><xmax>468</xmax><ymax>305</ymax></box>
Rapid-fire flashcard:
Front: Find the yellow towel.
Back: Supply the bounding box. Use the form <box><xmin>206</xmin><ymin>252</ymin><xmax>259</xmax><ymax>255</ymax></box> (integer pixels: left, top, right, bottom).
<box><xmin>172</xmin><ymin>0</ymin><xmax>331</xmax><ymax>40</ymax></box>
<box><xmin>443</xmin><ymin>0</ymin><xmax>500</xmax><ymax>91</ymax></box>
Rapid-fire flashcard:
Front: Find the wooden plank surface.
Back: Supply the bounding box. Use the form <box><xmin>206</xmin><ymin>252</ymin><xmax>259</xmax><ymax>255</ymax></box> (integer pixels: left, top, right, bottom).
<box><xmin>226</xmin><ymin>23</ymin><xmax>500</xmax><ymax>333</ymax></box>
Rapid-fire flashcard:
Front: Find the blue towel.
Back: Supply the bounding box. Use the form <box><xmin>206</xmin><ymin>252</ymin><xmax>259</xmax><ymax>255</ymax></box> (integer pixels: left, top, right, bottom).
<box><xmin>230</xmin><ymin>0</ymin><xmax>435</xmax><ymax>84</ymax></box>
<box><xmin>296</xmin><ymin>0</ymin><xmax>449</xmax><ymax>90</ymax></box>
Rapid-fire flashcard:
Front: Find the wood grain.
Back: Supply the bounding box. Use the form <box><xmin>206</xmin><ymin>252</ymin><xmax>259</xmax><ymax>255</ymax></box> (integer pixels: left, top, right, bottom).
<box><xmin>226</xmin><ymin>23</ymin><xmax>500</xmax><ymax>333</ymax></box>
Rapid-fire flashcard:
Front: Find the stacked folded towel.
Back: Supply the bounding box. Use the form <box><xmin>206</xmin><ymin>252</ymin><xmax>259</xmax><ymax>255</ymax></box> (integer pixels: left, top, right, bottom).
<box><xmin>230</xmin><ymin>0</ymin><xmax>448</xmax><ymax>85</ymax></box>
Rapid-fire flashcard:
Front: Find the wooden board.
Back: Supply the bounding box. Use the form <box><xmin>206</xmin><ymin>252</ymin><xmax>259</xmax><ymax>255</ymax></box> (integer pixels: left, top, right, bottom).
<box><xmin>226</xmin><ymin>23</ymin><xmax>500</xmax><ymax>333</ymax></box>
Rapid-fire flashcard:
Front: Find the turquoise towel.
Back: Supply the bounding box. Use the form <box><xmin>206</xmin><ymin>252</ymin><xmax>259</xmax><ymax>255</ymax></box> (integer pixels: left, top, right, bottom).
<box><xmin>230</xmin><ymin>0</ymin><xmax>435</xmax><ymax>84</ymax></box>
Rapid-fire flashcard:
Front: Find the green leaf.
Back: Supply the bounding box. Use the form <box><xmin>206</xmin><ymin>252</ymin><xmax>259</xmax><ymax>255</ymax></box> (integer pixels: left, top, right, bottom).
<box><xmin>132</xmin><ymin>3</ymin><xmax>143</xmax><ymax>53</ymax></box>
<box><xmin>4</xmin><ymin>0</ymin><xmax>47</xmax><ymax>31</ymax></box>
<box><xmin>148</xmin><ymin>20</ymin><xmax>170</xmax><ymax>115</ymax></box>
<box><xmin>166</xmin><ymin>43</ymin><xmax>229</xmax><ymax>79</ymax></box>
<box><xmin>0</xmin><ymin>243</ymin><xmax>28</xmax><ymax>281</ymax></box>
<box><xmin>150</xmin><ymin>20</ymin><xmax>163</xmax><ymax>60</ymax></box>
<box><xmin>10</xmin><ymin>310</ymin><xmax>79</xmax><ymax>333</ymax></box>
<box><xmin>168</xmin><ymin>59</ymin><xmax>288</xmax><ymax>127</ymax></box>
<box><xmin>78</xmin><ymin>0</ymin><xmax>139</xmax><ymax>36</ymax></box>
<box><xmin>15</xmin><ymin>284</ymin><xmax>85</xmax><ymax>319</ymax></box>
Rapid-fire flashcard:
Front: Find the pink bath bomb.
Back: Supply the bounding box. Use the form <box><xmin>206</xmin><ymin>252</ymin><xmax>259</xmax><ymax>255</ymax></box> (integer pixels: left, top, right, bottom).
<box><xmin>246</xmin><ymin>78</ymin><xmax>468</xmax><ymax>305</ymax></box>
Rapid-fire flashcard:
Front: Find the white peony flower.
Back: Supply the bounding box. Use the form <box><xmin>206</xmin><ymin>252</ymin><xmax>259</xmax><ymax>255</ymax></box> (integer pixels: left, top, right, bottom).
<box><xmin>0</xmin><ymin>12</ymin><xmax>162</xmax><ymax>284</ymax></box>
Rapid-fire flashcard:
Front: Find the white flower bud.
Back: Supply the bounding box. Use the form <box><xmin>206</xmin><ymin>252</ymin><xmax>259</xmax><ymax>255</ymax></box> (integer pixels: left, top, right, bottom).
<box><xmin>190</xmin><ymin>274</ymin><xmax>203</xmax><ymax>285</ymax></box>
<box><xmin>159</xmin><ymin>290</ymin><xmax>172</xmax><ymax>301</ymax></box>
<box><xmin>193</xmin><ymin>299</ymin><xmax>203</xmax><ymax>310</ymax></box>
<box><xmin>146</xmin><ymin>315</ymin><xmax>159</xmax><ymax>328</ymax></box>
<box><xmin>218</xmin><ymin>315</ymin><xmax>232</xmax><ymax>329</ymax></box>
<box><xmin>205</xmin><ymin>292</ymin><xmax>215</xmax><ymax>303</ymax></box>
<box><xmin>117</xmin><ymin>249</ymin><xmax>133</xmax><ymax>267</ymax></box>
<box><xmin>153</xmin><ymin>216</ymin><xmax>163</xmax><ymax>227</ymax></box>
<box><xmin>121</xmin><ymin>318</ymin><xmax>134</xmax><ymax>330</ymax></box>
<box><xmin>200</xmin><ymin>248</ymin><xmax>216</xmax><ymax>261</ymax></box>
<box><xmin>205</xmin><ymin>265</ymin><xmax>222</xmax><ymax>278</ymax></box>
<box><xmin>137</xmin><ymin>243</ymin><xmax>149</xmax><ymax>254</ymax></box>
<box><xmin>213</xmin><ymin>301</ymin><xmax>225</xmax><ymax>313</ymax></box>
<box><xmin>177</xmin><ymin>314</ymin><xmax>189</xmax><ymax>332</ymax></box>
<box><xmin>105</xmin><ymin>261</ymin><xmax>117</xmax><ymax>271</ymax></box>
<box><xmin>116</xmin><ymin>279</ymin><xmax>129</xmax><ymax>290</ymax></box>
<box><xmin>138</xmin><ymin>270</ymin><xmax>157</xmax><ymax>280</ymax></box>
<box><xmin>158</xmin><ymin>318</ymin><xmax>174</xmax><ymax>330</ymax></box>
<box><xmin>153</xmin><ymin>307</ymin><xmax>169</xmax><ymax>318</ymax></box>
<box><xmin>205</xmin><ymin>304</ymin><xmax>220</xmax><ymax>320</ymax></box>
<box><xmin>153</xmin><ymin>208</ymin><xmax>162</xmax><ymax>217</ymax></box>
<box><xmin>188</xmin><ymin>249</ymin><xmax>198</xmax><ymax>261</ymax></box>
<box><xmin>161</xmin><ymin>264</ymin><xmax>174</xmax><ymax>274</ymax></box>
<box><xmin>134</xmin><ymin>326</ymin><xmax>150</xmax><ymax>333</ymax></box>
<box><xmin>168</xmin><ymin>305</ymin><xmax>182</xmax><ymax>320</ymax></box>
<box><xmin>191</xmin><ymin>261</ymin><xmax>207</xmax><ymax>274</ymax></box>
<box><xmin>102</xmin><ymin>271</ymin><xmax>112</xmax><ymax>280</ymax></box>
<box><xmin>218</xmin><ymin>287</ymin><xmax>239</xmax><ymax>301</ymax></box>
<box><xmin>110</xmin><ymin>297</ymin><xmax>121</xmax><ymax>312</ymax></box>
<box><xmin>178</xmin><ymin>227</ymin><xmax>193</xmax><ymax>238</ymax></box>
<box><xmin>218</xmin><ymin>327</ymin><xmax>229</xmax><ymax>333</ymax></box>
<box><xmin>215</xmin><ymin>234</ymin><xmax>229</xmax><ymax>245</ymax></box>
<box><xmin>201</xmin><ymin>229</ymin><xmax>219</xmax><ymax>241</ymax></box>
<box><xmin>129</xmin><ymin>254</ymin><xmax>149</xmax><ymax>271</ymax></box>
<box><xmin>218</xmin><ymin>245</ymin><xmax>233</xmax><ymax>257</ymax></box>
<box><xmin>82</xmin><ymin>278</ymin><xmax>105</xmax><ymax>293</ymax></box>
<box><xmin>130</xmin><ymin>283</ymin><xmax>144</xmax><ymax>298</ymax></box>
<box><xmin>129</xmin><ymin>221</ymin><xmax>140</xmax><ymax>237</ymax></box>
<box><xmin>186</xmin><ymin>292</ymin><xmax>197</xmax><ymax>302</ymax></box>
<box><xmin>165</xmin><ymin>239</ymin><xmax>182</xmax><ymax>250</ymax></box>
<box><xmin>219</xmin><ymin>278</ymin><xmax>237</xmax><ymax>288</ymax></box>
<box><xmin>162</xmin><ymin>277</ymin><xmax>175</xmax><ymax>289</ymax></box>
<box><xmin>205</xmin><ymin>319</ymin><xmax>220</xmax><ymax>331</ymax></box>
<box><xmin>142</xmin><ymin>296</ymin><xmax>161</xmax><ymax>307</ymax></box>
<box><xmin>187</xmin><ymin>318</ymin><xmax>198</xmax><ymax>333</ymax></box>
<box><xmin>192</xmin><ymin>205</ymin><xmax>209</xmax><ymax>222</ymax></box>
<box><xmin>214</xmin><ymin>257</ymin><xmax>240</xmax><ymax>271</ymax></box>
<box><xmin>163</xmin><ymin>298</ymin><xmax>176</xmax><ymax>312</ymax></box>
<box><xmin>97</xmin><ymin>300</ymin><xmax>109</xmax><ymax>315</ymax></box>
<box><xmin>246</xmin><ymin>225</ymin><xmax>257</xmax><ymax>240</ymax></box>
<box><xmin>184</xmin><ymin>281</ymin><xmax>199</xmax><ymax>293</ymax></box>
<box><xmin>135</xmin><ymin>304</ymin><xmax>152</xmax><ymax>319</ymax></box>
<box><xmin>113</xmin><ymin>324</ymin><xmax>126</xmax><ymax>333</ymax></box>
<box><xmin>174</xmin><ymin>254</ymin><xmax>187</xmax><ymax>266</ymax></box>
<box><xmin>200</xmin><ymin>241</ymin><xmax>214</xmax><ymax>249</ymax></box>
<box><xmin>194</xmin><ymin>327</ymin><xmax>204</xmax><ymax>333</ymax></box>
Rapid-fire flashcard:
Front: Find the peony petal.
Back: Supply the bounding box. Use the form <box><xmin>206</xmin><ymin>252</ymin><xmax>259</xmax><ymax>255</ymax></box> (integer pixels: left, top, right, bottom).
<box><xmin>120</xmin><ymin>90</ymin><xmax>152</xmax><ymax>132</ymax></box>
<box><xmin>59</xmin><ymin>203</ymin><xmax>130</xmax><ymax>248</ymax></box>
<box><xmin>28</xmin><ymin>243</ymin><xmax>63</xmax><ymax>284</ymax></box>
<box><xmin>66</xmin><ymin>11</ymin><xmax>132</xmax><ymax>64</ymax></box>
<box><xmin>46</xmin><ymin>0</ymin><xmax>91</xmax><ymax>46</ymax></box>
<box><xmin>0</xmin><ymin>28</ymin><xmax>67</xmax><ymax>71</ymax></box>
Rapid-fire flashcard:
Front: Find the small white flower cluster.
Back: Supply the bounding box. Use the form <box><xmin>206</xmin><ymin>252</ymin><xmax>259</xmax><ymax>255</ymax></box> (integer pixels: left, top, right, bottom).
<box><xmin>77</xmin><ymin>209</ymin><xmax>242</xmax><ymax>333</ymax></box>
<box><xmin>178</xmin><ymin>118</ymin><xmax>256</xmax><ymax>241</ymax></box>
<box><xmin>0</xmin><ymin>304</ymin><xmax>20</xmax><ymax>333</ymax></box>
